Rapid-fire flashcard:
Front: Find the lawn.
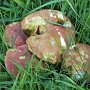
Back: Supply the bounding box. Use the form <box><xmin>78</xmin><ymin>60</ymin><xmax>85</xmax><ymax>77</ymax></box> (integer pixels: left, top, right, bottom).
<box><xmin>0</xmin><ymin>0</ymin><xmax>90</xmax><ymax>90</ymax></box>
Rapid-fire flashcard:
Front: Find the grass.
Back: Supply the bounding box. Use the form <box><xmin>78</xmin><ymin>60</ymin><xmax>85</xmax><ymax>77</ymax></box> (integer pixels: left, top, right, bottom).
<box><xmin>0</xmin><ymin>0</ymin><xmax>90</xmax><ymax>90</ymax></box>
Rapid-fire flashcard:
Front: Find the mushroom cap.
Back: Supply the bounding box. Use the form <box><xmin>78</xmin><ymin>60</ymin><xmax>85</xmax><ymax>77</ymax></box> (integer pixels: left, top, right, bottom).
<box><xmin>21</xmin><ymin>9</ymin><xmax>75</xmax><ymax>64</ymax></box>
<box><xmin>5</xmin><ymin>44</ymin><xmax>31</xmax><ymax>75</ymax></box>
<box><xmin>5</xmin><ymin>44</ymin><xmax>47</xmax><ymax>76</ymax></box>
<box><xmin>26</xmin><ymin>24</ymin><xmax>74</xmax><ymax>64</ymax></box>
<box><xmin>3</xmin><ymin>22</ymin><xmax>26</xmax><ymax>48</ymax></box>
<box><xmin>21</xmin><ymin>9</ymin><xmax>74</xmax><ymax>36</ymax></box>
<box><xmin>62</xmin><ymin>43</ymin><xmax>90</xmax><ymax>79</ymax></box>
<box><xmin>26</xmin><ymin>32</ymin><xmax>61</xmax><ymax>64</ymax></box>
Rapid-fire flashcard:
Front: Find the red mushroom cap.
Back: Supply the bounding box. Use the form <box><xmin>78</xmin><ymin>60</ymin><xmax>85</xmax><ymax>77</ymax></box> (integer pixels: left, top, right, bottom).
<box><xmin>5</xmin><ymin>44</ymin><xmax>32</xmax><ymax>75</ymax></box>
<box><xmin>62</xmin><ymin>43</ymin><xmax>90</xmax><ymax>79</ymax></box>
<box><xmin>5</xmin><ymin>44</ymin><xmax>47</xmax><ymax>76</ymax></box>
<box><xmin>3</xmin><ymin>22</ymin><xmax>26</xmax><ymax>48</ymax></box>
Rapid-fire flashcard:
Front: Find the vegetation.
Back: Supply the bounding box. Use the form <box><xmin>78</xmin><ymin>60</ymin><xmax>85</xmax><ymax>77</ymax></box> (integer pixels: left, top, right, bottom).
<box><xmin>0</xmin><ymin>0</ymin><xmax>90</xmax><ymax>90</ymax></box>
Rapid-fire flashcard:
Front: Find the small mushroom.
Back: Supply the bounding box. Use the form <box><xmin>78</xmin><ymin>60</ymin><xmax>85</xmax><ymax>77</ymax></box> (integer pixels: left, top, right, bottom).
<box><xmin>3</xmin><ymin>22</ymin><xmax>26</xmax><ymax>48</ymax></box>
<box><xmin>62</xmin><ymin>43</ymin><xmax>90</xmax><ymax>80</ymax></box>
<box><xmin>21</xmin><ymin>9</ymin><xmax>74</xmax><ymax>36</ymax></box>
<box><xmin>5</xmin><ymin>44</ymin><xmax>47</xmax><ymax>76</ymax></box>
<box><xmin>5</xmin><ymin>44</ymin><xmax>31</xmax><ymax>75</ymax></box>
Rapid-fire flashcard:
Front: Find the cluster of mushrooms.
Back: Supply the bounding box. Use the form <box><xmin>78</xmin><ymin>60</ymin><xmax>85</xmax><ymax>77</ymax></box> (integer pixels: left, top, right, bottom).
<box><xmin>3</xmin><ymin>9</ymin><xmax>90</xmax><ymax>80</ymax></box>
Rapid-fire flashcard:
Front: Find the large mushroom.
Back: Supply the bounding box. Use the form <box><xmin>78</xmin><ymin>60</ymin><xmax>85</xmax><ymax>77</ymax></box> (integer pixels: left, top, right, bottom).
<box><xmin>3</xmin><ymin>22</ymin><xmax>26</xmax><ymax>48</ymax></box>
<box><xmin>26</xmin><ymin>32</ymin><xmax>60</xmax><ymax>64</ymax></box>
<box><xmin>5</xmin><ymin>44</ymin><xmax>47</xmax><ymax>76</ymax></box>
<box><xmin>21</xmin><ymin>9</ymin><xmax>74</xmax><ymax>36</ymax></box>
<box><xmin>61</xmin><ymin>43</ymin><xmax>90</xmax><ymax>79</ymax></box>
<box><xmin>21</xmin><ymin>9</ymin><xmax>75</xmax><ymax>64</ymax></box>
<box><xmin>26</xmin><ymin>24</ymin><xmax>74</xmax><ymax>64</ymax></box>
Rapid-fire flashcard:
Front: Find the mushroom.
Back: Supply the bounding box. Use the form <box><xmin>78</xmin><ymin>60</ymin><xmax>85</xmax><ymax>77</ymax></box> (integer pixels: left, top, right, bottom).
<box><xmin>21</xmin><ymin>9</ymin><xmax>75</xmax><ymax>64</ymax></box>
<box><xmin>26</xmin><ymin>32</ymin><xmax>61</xmax><ymax>64</ymax></box>
<box><xmin>5</xmin><ymin>44</ymin><xmax>46</xmax><ymax>76</ymax></box>
<box><xmin>26</xmin><ymin>24</ymin><xmax>74</xmax><ymax>64</ymax></box>
<box><xmin>5</xmin><ymin>44</ymin><xmax>31</xmax><ymax>75</ymax></box>
<box><xmin>3</xmin><ymin>22</ymin><xmax>26</xmax><ymax>48</ymax></box>
<box><xmin>21</xmin><ymin>9</ymin><xmax>74</xmax><ymax>36</ymax></box>
<box><xmin>61</xmin><ymin>43</ymin><xmax>90</xmax><ymax>80</ymax></box>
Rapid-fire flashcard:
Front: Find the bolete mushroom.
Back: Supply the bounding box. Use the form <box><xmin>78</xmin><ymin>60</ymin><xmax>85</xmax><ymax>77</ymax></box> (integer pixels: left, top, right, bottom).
<box><xmin>3</xmin><ymin>22</ymin><xmax>26</xmax><ymax>48</ymax></box>
<box><xmin>22</xmin><ymin>9</ymin><xmax>75</xmax><ymax>64</ymax></box>
<box><xmin>5</xmin><ymin>44</ymin><xmax>46</xmax><ymax>76</ymax></box>
<box><xmin>62</xmin><ymin>43</ymin><xmax>90</xmax><ymax>80</ymax></box>
<box><xmin>21</xmin><ymin>9</ymin><xmax>74</xmax><ymax>36</ymax></box>
<box><xmin>5</xmin><ymin>44</ymin><xmax>31</xmax><ymax>75</ymax></box>
<box><xmin>26</xmin><ymin>32</ymin><xmax>60</xmax><ymax>64</ymax></box>
<box><xmin>26</xmin><ymin>24</ymin><xmax>74</xmax><ymax>64</ymax></box>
